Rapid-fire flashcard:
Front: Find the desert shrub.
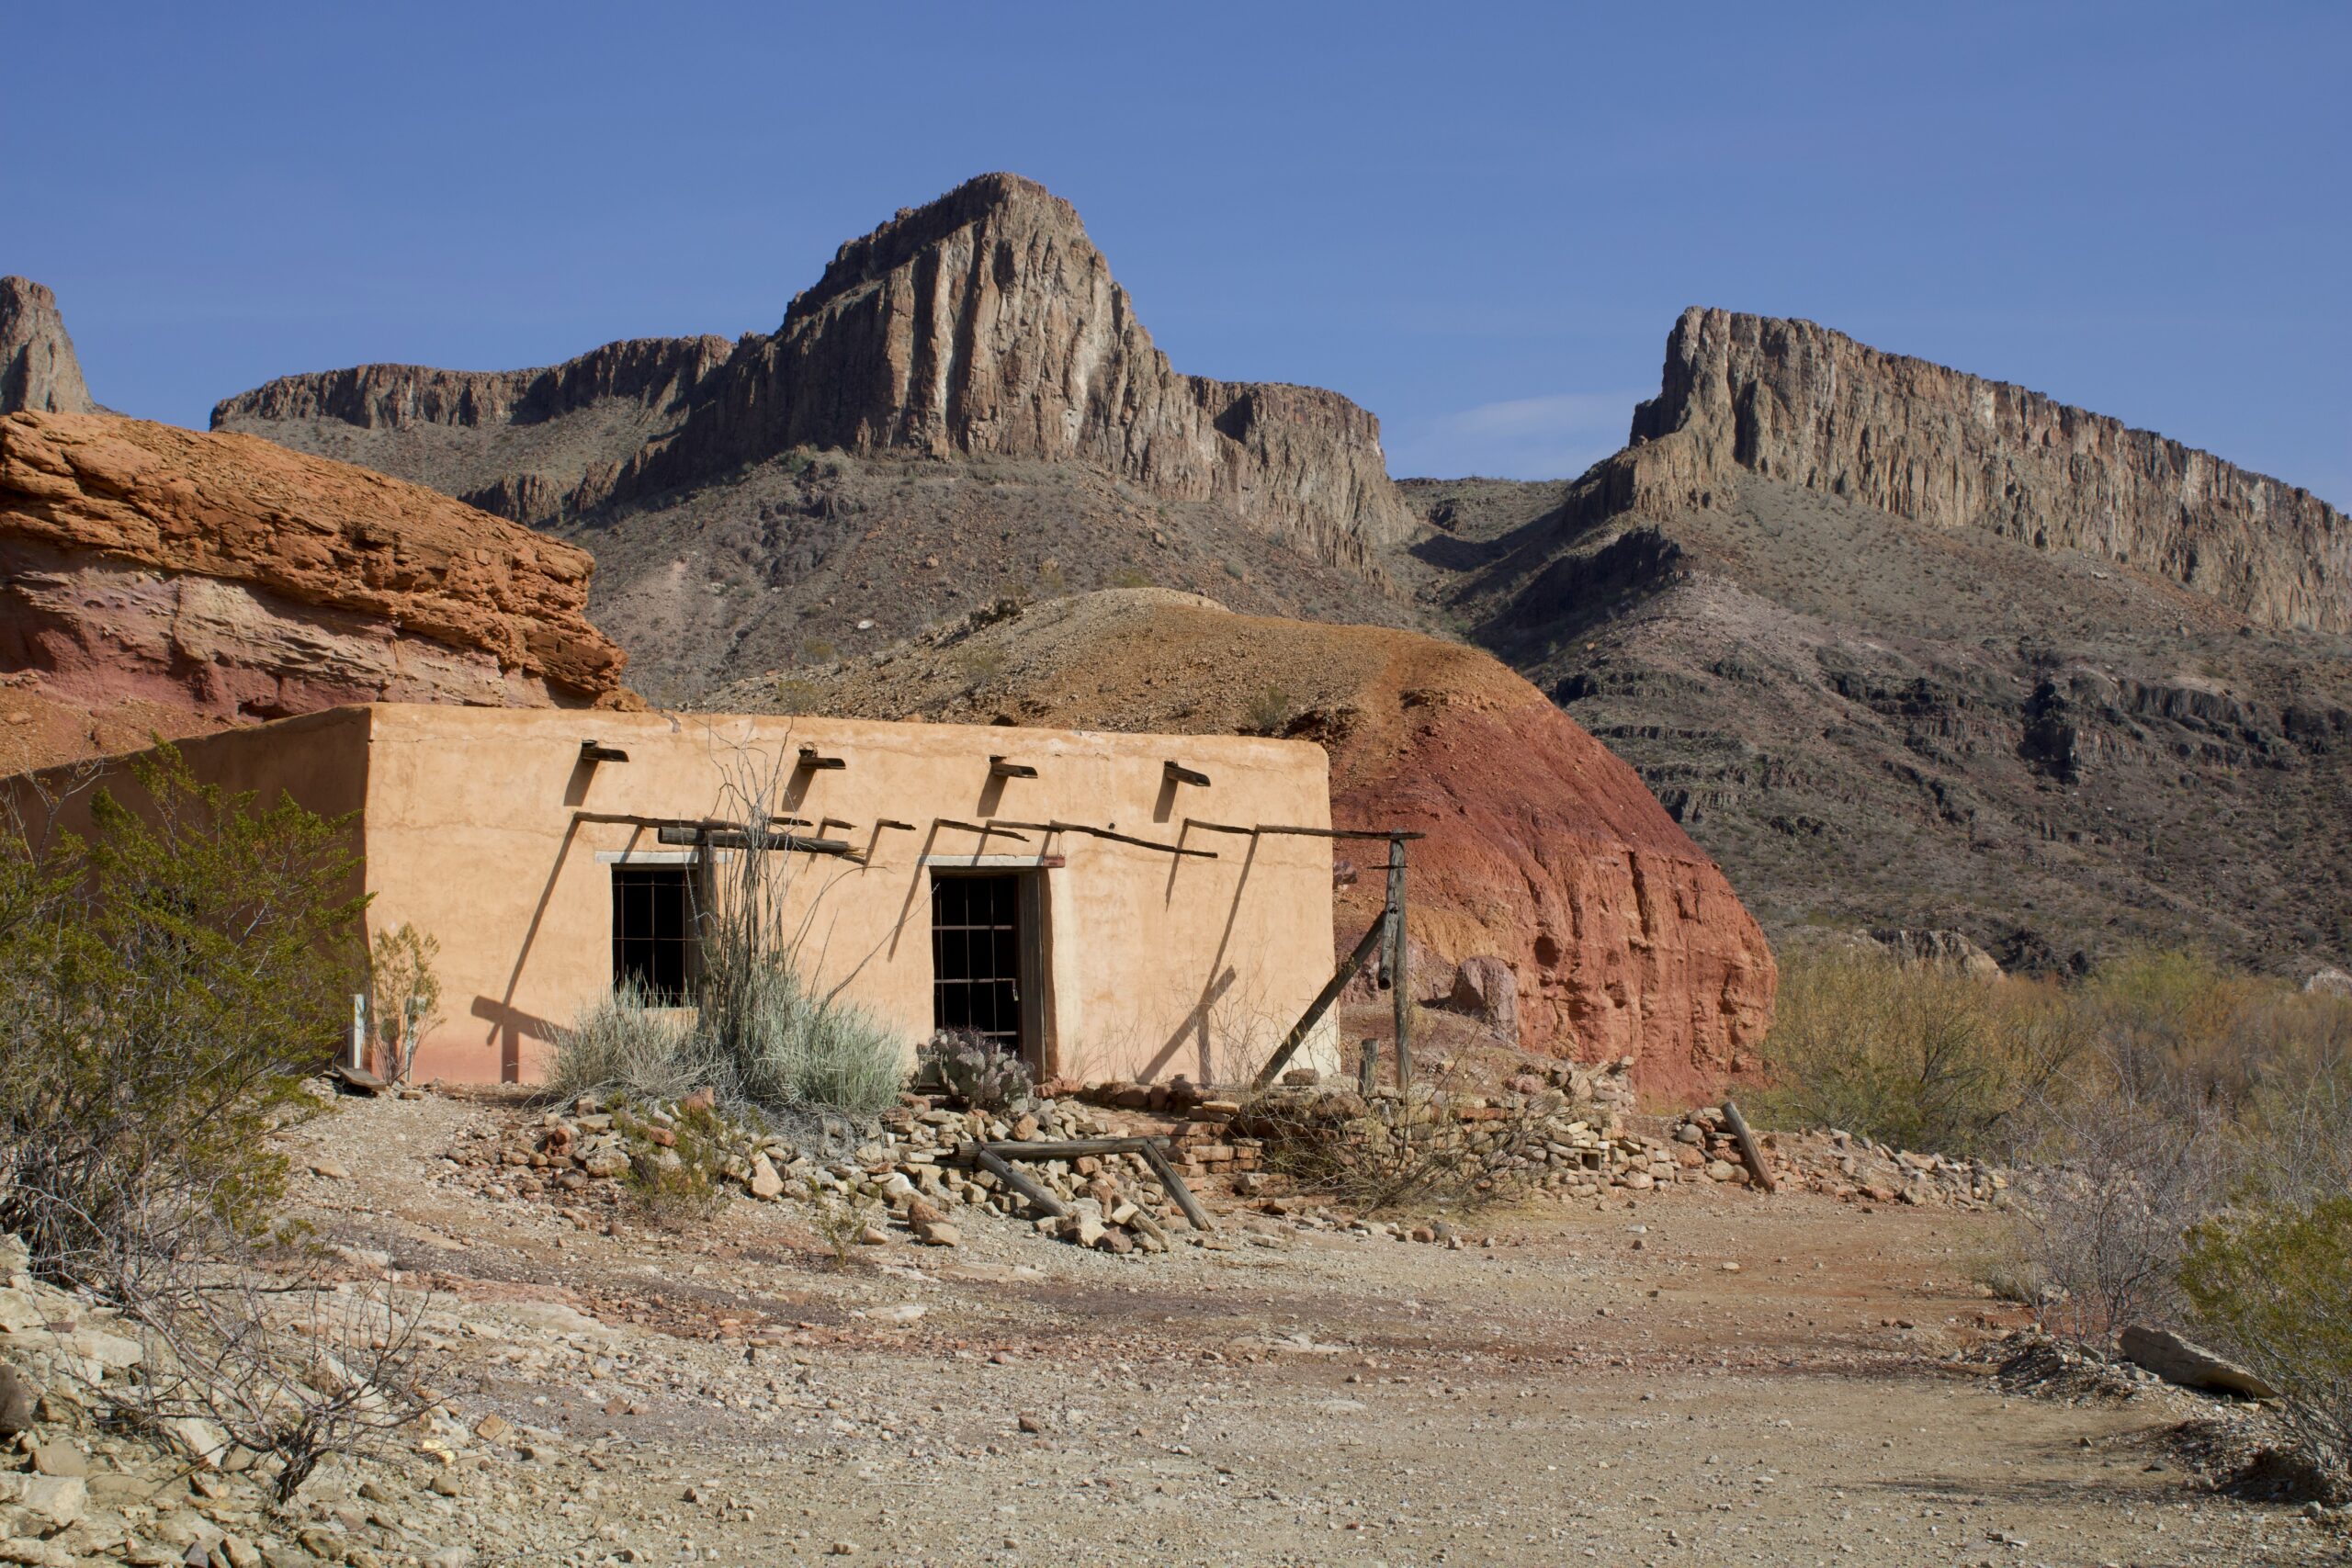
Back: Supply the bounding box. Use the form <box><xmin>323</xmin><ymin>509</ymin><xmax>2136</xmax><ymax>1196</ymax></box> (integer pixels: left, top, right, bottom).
<box><xmin>811</xmin><ymin>1191</ymin><xmax>879</xmax><ymax>1266</ymax></box>
<box><xmin>368</xmin><ymin>919</ymin><xmax>443</xmax><ymax>1083</ymax></box>
<box><xmin>615</xmin><ymin>1102</ymin><xmax>730</xmax><ymax>1225</ymax></box>
<box><xmin>1243</xmin><ymin>1081</ymin><xmax>1544</xmax><ymax>1215</ymax></box>
<box><xmin>917</xmin><ymin>1028</ymin><xmax>1034</xmax><ymax>1111</ymax></box>
<box><xmin>548</xmin><ymin>982</ymin><xmax>712</xmax><ymax>1107</ymax></box>
<box><xmin>1110</xmin><ymin>568</ymin><xmax>1152</xmax><ymax>590</ymax></box>
<box><xmin>1244</xmin><ymin>683</ymin><xmax>1294</xmax><ymax>735</ymax></box>
<box><xmin>0</xmin><ymin>749</ymin><xmax>430</xmax><ymax>1501</ymax></box>
<box><xmin>0</xmin><ymin>746</ymin><xmax>365</xmax><ymax>1274</ymax></box>
<box><xmin>1751</xmin><ymin>945</ymin><xmax>2085</xmax><ymax>1158</ymax></box>
<box><xmin>721</xmin><ymin>958</ymin><xmax>903</xmax><ymax>1118</ymax></box>
<box><xmin>561</xmin><ymin>745</ymin><xmax>910</xmax><ymax>1125</ymax></box>
<box><xmin>2010</xmin><ymin>1083</ymin><xmax>2232</xmax><ymax>1343</ymax></box>
<box><xmin>2182</xmin><ymin>1198</ymin><xmax>2352</xmax><ymax>1482</ymax></box>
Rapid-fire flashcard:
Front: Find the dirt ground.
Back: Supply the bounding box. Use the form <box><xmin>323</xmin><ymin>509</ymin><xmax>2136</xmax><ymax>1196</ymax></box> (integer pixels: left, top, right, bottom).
<box><xmin>275</xmin><ymin>1091</ymin><xmax>2341</xmax><ymax>1568</ymax></box>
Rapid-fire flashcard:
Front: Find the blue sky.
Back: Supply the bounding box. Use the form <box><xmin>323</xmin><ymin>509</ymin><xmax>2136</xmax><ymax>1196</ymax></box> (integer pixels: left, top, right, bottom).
<box><xmin>10</xmin><ymin>4</ymin><xmax>2346</xmax><ymax>503</ymax></box>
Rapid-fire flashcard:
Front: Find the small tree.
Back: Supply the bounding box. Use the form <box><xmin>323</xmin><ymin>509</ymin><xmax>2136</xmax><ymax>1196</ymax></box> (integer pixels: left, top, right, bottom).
<box><xmin>2182</xmin><ymin>1199</ymin><xmax>2352</xmax><ymax>1485</ymax></box>
<box><xmin>368</xmin><ymin>920</ymin><xmax>444</xmax><ymax>1082</ymax></box>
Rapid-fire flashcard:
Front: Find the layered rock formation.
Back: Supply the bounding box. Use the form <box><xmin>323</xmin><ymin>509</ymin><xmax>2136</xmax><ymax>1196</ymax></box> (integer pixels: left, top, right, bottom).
<box><xmin>1599</xmin><ymin>307</ymin><xmax>2348</xmax><ymax>631</ymax></box>
<box><xmin>215</xmin><ymin>335</ymin><xmax>736</xmax><ymax>525</ymax></box>
<box><xmin>0</xmin><ymin>410</ymin><xmax>629</xmax><ymax>724</ymax></box>
<box><xmin>214</xmin><ymin>174</ymin><xmax>1412</xmax><ymax>573</ymax></box>
<box><xmin>0</xmin><ymin>277</ymin><xmax>96</xmax><ymax>417</ymax></box>
<box><xmin>706</xmin><ymin>590</ymin><xmax>1778</xmax><ymax>1095</ymax></box>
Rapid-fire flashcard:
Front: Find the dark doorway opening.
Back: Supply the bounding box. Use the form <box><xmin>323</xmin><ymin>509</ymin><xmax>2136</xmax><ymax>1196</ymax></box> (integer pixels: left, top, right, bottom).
<box><xmin>612</xmin><ymin>864</ymin><xmax>694</xmax><ymax>1004</ymax></box>
<box><xmin>931</xmin><ymin>872</ymin><xmax>1032</xmax><ymax>1056</ymax></box>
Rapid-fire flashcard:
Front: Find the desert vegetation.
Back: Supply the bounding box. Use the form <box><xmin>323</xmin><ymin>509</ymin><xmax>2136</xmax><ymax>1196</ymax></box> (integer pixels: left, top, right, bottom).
<box><xmin>0</xmin><ymin>748</ymin><xmax>430</xmax><ymax>1500</ymax></box>
<box><xmin>1757</xmin><ymin>941</ymin><xmax>2352</xmax><ymax>1483</ymax></box>
<box><xmin>549</xmin><ymin>747</ymin><xmax>907</xmax><ymax>1128</ymax></box>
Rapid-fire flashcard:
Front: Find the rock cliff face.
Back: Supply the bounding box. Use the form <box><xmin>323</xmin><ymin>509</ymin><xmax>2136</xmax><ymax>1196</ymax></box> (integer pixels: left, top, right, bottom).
<box><xmin>213</xmin><ymin>175</ymin><xmax>1412</xmax><ymax>573</ymax></box>
<box><xmin>1597</xmin><ymin>308</ymin><xmax>2351</xmax><ymax>632</ymax></box>
<box><xmin>0</xmin><ymin>411</ymin><xmax>629</xmax><ymax>723</ymax></box>
<box><xmin>707</xmin><ymin>590</ymin><xmax>1778</xmax><ymax>1095</ymax></box>
<box><xmin>0</xmin><ymin>278</ymin><xmax>96</xmax><ymax>417</ymax></box>
<box><xmin>215</xmin><ymin>336</ymin><xmax>736</xmax><ymax>527</ymax></box>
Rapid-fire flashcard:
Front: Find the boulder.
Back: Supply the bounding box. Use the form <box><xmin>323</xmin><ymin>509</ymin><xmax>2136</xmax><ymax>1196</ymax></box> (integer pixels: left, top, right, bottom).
<box><xmin>2119</xmin><ymin>1325</ymin><xmax>2278</xmax><ymax>1399</ymax></box>
<box><xmin>0</xmin><ymin>407</ymin><xmax>632</xmax><ymax>757</ymax></box>
<box><xmin>0</xmin><ymin>1363</ymin><xmax>35</xmax><ymax>1436</ymax></box>
<box><xmin>1447</xmin><ymin>955</ymin><xmax>1521</xmax><ymax>1041</ymax></box>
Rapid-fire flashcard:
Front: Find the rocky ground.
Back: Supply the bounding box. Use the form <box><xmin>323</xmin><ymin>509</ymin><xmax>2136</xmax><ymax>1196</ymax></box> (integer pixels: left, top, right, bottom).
<box><xmin>9</xmin><ymin>1089</ymin><xmax>2340</xmax><ymax>1568</ymax></box>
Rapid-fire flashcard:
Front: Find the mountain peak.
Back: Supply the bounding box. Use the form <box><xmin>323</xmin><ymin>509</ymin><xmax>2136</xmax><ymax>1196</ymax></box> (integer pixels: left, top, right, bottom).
<box><xmin>0</xmin><ymin>276</ymin><xmax>97</xmax><ymax>416</ymax></box>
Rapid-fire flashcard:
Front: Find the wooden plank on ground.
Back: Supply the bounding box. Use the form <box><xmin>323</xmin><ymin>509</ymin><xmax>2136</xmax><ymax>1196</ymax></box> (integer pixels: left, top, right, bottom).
<box><xmin>971</xmin><ymin>1146</ymin><xmax>1069</xmax><ymax>1218</ymax></box>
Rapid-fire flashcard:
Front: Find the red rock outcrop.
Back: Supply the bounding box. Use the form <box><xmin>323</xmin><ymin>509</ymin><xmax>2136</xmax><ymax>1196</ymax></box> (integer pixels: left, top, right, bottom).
<box><xmin>0</xmin><ymin>277</ymin><xmax>96</xmax><ymax>417</ymax></box>
<box><xmin>213</xmin><ymin>175</ymin><xmax>1414</xmax><ymax>574</ymax></box>
<box><xmin>0</xmin><ymin>410</ymin><xmax>630</xmax><ymax>724</ymax></box>
<box><xmin>711</xmin><ymin>590</ymin><xmax>1777</xmax><ymax>1093</ymax></box>
<box><xmin>1602</xmin><ymin>307</ymin><xmax>2349</xmax><ymax>631</ymax></box>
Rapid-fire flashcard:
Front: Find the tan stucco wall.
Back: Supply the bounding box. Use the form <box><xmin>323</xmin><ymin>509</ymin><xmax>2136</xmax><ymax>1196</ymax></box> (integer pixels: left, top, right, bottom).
<box><xmin>365</xmin><ymin>706</ymin><xmax>1335</xmax><ymax>1085</ymax></box>
<box><xmin>41</xmin><ymin>705</ymin><xmax>1332</xmax><ymax>1087</ymax></box>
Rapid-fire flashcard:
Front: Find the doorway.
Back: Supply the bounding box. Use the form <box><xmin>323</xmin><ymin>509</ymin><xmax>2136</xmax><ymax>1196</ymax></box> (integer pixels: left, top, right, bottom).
<box><xmin>930</xmin><ymin>871</ymin><xmax>1040</xmax><ymax>1061</ymax></box>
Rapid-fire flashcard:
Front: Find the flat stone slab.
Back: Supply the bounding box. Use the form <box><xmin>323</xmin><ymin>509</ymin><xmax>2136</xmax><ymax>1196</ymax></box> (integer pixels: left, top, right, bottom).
<box><xmin>2120</xmin><ymin>1324</ymin><xmax>2278</xmax><ymax>1399</ymax></box>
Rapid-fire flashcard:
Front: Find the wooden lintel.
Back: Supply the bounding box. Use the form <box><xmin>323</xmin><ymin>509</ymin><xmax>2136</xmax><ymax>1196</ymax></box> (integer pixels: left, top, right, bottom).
<box><xmin>989</xmin><ymin>756</ymin><xmax>1039</xmax><ymax>779</ymax></box>
<box><xmin>1163</xmin><ymin>760</ymin><xmax>1212</xmax><ymax>788</ymax></box>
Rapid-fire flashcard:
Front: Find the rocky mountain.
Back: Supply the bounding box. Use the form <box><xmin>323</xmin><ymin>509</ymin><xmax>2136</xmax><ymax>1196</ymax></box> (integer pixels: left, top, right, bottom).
<box><xmin>214</xmin><ymin>175</ymin><xmax>1418</xmax><ymax>696</ymax></box>
<box><xmin>0</xmin><ymin>408</ymin><xmax>631</xmax><ymax>773</ymax></box>
<box><xmin>0</xmin><ymin>277</ymin><xmax>96</xmax><ymax>417</ymax></box>
<box><xmin>1408</xmin><ymin>310</ymin><xmax>2352</xmax><ymax>977</ymax></box>
<box><xmin>704</xmin><ymin>590</ymin><xmax>1778</xmax><ymax>1095</ymax></box>
<box><xmin>1606</xmin><ymin>308</ymin><xmax>2348</xmax><ymax>633</ymax></box>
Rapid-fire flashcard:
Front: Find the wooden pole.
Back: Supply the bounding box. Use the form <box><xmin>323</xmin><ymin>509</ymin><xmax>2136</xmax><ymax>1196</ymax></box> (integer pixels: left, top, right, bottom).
<box><xmin>971</xmin><ymin>1146</ymin><xmax>1069</xmax><ymax>1218</ymax></box>
<box><xmin>1255</xmin><ymin>914</ymin><xmax>1389</xmax><ymax>1086</ymax></box>
<box><xmin>1387</xmin><ymin>836</ymin><xmax>1410</xmax><ymax>1090</ymax></box>
<box><xmin>1136</xmin><ymin>1141</ymin><xmax>1216</xmax><ymax>1233</ymax></box>
<box><xmin>1721</xmin><ymin>1100</ymin><xmax>1777</xmax><ymax>1194</ymax></box>
<box><xmin>1357</xmin><ymin>1037</ymin><xmax>1379</xmax><ymax>1097</ymax></box>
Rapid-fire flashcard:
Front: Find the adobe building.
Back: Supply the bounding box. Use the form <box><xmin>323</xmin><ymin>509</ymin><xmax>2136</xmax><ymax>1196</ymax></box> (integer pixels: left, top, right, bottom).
<box><xmin>18</xmin><ymin>705</ymin><xmax>1341</xmax><ymax>1087</ymax></box>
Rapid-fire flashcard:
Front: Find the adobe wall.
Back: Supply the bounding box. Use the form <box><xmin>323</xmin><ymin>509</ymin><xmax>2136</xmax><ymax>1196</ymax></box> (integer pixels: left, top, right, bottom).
<box><xmin>356</xmin><ymin>706</ymin><xmax>1335</xmax><ymax>1085</ymax></box>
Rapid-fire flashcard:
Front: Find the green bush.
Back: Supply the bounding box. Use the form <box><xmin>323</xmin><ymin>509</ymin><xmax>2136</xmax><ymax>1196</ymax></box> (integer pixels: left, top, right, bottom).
<box><xmin>1751</xmin><ymin>944</ymin><xmax>2085</xmax><ymax>1157</ymax></box>
<box><xmin>2182</xmin><ymin>1198</ymin><xmax>2352</xmax><ymax>1480</ymax></box>
<box><xmin>616</xmin><ymin>1102</ymin><xmax>729</xmax><ymax>1225</ymax></box>
<box><xmin>719</xmin><ymin>958</ymin><xmax>904</xmax><ymax>1118</ymax></box>
<box><xmin>0</xmin><ymin>745</ymin><xmax>366</xmax><ymax>1276</ymax></box>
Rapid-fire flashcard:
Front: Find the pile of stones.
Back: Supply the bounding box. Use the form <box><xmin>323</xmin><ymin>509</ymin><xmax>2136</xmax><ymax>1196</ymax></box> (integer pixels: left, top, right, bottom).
<box><xmin>453</xmin><ymin>1090</ymin><xmax>1202</xmax><ymax>1254</ymax></box>
<box><xmin>0</xmin><ymin>1234</ymin><xmax>493</xmax><ymax>1567</ymax></box>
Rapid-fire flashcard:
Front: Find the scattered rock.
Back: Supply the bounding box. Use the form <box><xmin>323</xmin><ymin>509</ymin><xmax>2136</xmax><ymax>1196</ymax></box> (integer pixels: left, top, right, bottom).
<box><xmin>2120</xmin><ymin>1325</ymin><xmax>2278</xmax><ymax>1400</ymax></box>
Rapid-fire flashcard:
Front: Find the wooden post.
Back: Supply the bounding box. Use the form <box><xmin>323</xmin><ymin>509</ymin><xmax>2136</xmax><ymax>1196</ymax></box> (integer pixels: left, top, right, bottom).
<box><xmin>349</xmin><ymin>993</ymin><xmax>368</xmax><ymax>1074</ymax></box>
<box><xmin>1254</xmin><ymin>913</ymin><xmax>1388</xmax><ymax>1087</ymax></box>
<box><xmin>1357</xmin><ymin>1037</ymin><xmax>1379</xmax><ymax>1097</ymax></box>
<box><xmin>972</xmin><ymin>1146</ymin><xmax>1070</xmax><ymax>1218</ymax></box>
<box><xmin>1387</xmin><ymin>836</ymin><xmax>1410</xmax><ymax>1089</ymax></box>
<box><xmin>1721</xmin><ymin>1100</ymin><xmax>1777</xmax><ymax>1194</ymax></box>
<box><xmin>1136</xmin><ymin>1141</ymin><xmax>1215</xmax><ymax>1233</ymax></box>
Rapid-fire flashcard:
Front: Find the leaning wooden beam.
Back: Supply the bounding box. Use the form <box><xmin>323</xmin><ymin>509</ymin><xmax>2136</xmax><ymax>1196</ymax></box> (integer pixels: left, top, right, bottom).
<box><xmin>1182</xmin><ymin>818</ymin><xmax>1258</xmax><ymax>836</ymax></box>
<box><xmin>970</xmin><ymin>1146</ymin><xmax>1069</xmax><ymax>1219</ymax></box>
<box><xmin>1255</xmin><ymin>910</ymin><xmax>1392</xmax><ymax>1087</ymax></box>
<box><xmin>995</xmin><ymin>821</ymin><xmax>1217</xmax><ymax>860</ymax></box>
<box><xmin>1135</xmin><ymin>1140</ymin><xmax>1215</xmax><ymax>1233</ymax></box>
<box><xmin>934</xmin><ymin>819</ymin><xmax>1031</xmax><ymax>841</ymax></box>
<box><xmin>963</xmin><ymin>1136</ymin><xmax>1215</xmax><ymax>1234</ymax></box>
<box><xmin>1721</xmin><ymin>1100</ymin><xmax>1778</xmax><ymax>1195</ymax></box>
